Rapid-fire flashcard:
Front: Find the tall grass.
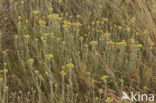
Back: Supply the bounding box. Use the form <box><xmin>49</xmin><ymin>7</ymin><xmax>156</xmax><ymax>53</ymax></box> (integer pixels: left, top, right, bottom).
<box><xmin>0</xmin><ymin>0</ymin><xmax>156</xmax><ymax>103</ymax></box>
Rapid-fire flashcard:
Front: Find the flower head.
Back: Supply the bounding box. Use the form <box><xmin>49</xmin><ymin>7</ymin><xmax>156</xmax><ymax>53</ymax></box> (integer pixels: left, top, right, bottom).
<box><xmin>105</xmin><ymin>97</ymin><xmax>113</xmax><ymax>103</ymax></box>
<box><xmin>39</xmin><ymin>75</ymin><xmax>44</xmax><ymax>80</ymax></box>
<box><xmin>45</xmin><ymin>54</ymin><xmax>54</xmax><ymax>60</ymax></box>
<box><xmin>24</xmin><ymin>34</ymin><xmax>30</xmax><ymax>39</ymax></box>
<box><xmin>60</xmin><ymin>71</ymin><xmax>66</xmax><ymax>76</ymax></box>
<box><xmin>4</xmin><ymin>69</ymin><xmax>8</xmax><ymax>73</ymax></box>
<box><xmin>79</xmin><ymin>37</ymin><xmax>84</xmax><ymax>41</ymax></box>
<box><xmin>0</xmin><ymin>78</ymin><xmax>3</xmax><ymax>81</ymax></box>
<box><xmin>66</xmin><ymin>63</ymin><xmax>74</xmax><ymax>69</ymax></box>
<box><xmin>34</xmin><ymin>70</ymin><xmax>39</xmax><ymax>74</ymax></box>
<box><xmin>90</xmin><ymin>41</ymin><xmax>98</xmax><ymax>46</ymax></box>
<box><xmin>118</xmin><ymin>26</ymin><xmax>122</xmax><ymax>30</ymax></box>
<box><xmin>100</xmin><ymin>75</ymin><xmax>108</xmax><ymax>80</ymax></box>
<box><xmin>49</xmin><ymin>81</ymin><xmax>53</xmax><ymax>84</ymax></box>
<box><xmin>98</xmin><ymin>89</ymin><xmax>103</xmax><ymax>94</ymax></box>
<box><xmin>84</xmin><ymin>44</ymin><xmax>89</xmax><ymax>48</ymax></box>
<box><xmin>130</xmin><ymin>38</ymin><xmax>135</xmax><ymax>43</ymax></box>
<box><xmin>116</xmin><ymin>40</ymin><xmax>127</xmax><ymax>46</ymax></box>
<box><xmin>106</xmin><ymin>40</ymin><xmax>114</xmax><ymax>45</ymax></box>
<box><xmin>61</xmin><ymin>66</ymin><xmax>65</xmax><ymax>69</ymax></box>
<box><xmin>95</xmin><ymin>97</ymin><xmax>99</xmax><ymax>101</ymax></box>
<box><xmin>120</xmin><ymin>79</ymin><xmax>124</xmax><ymax>83</ymax></box>
<box><xmin>28</xmin><ymin>59</ymin><xmax>34</xmax><ymax>65</ymax></box>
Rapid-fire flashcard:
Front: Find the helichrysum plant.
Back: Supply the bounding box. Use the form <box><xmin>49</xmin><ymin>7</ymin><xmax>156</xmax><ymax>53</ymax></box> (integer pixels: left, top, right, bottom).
<box><xmin>0</xmin><ymin>0</ymin><xmax>156</xmax><ymax>103</ymax></box>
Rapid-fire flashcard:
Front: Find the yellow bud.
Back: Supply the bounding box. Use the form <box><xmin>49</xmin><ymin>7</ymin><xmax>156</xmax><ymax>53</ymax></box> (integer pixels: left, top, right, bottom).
<box><xmin>95</xmin><ymin>97</ymin><xmax>99</xmax><ymax>101</ymax></box>
<box><xmin>66</xmin><ymin>63</ymin><xmax>74</xmax><ymax>69</ymax></box>
<box><xmin>39</xmin><ymin>75</ymin><xmax>43</xmax><ymax>80</ymax></box>
<box><xmin>120</xmin><ymin>79</ymin><xmax>124</xmax><ymax>83</ymax></box>
<box><xmin>79</xmin><ymin>37</ymin><xmax>84</xmax><ymax>41</ymax></box>
<box><xmin>130</xmin><ymin>38</ymin><xmax>135</xmax><ymax>43</ymax></box>
<box><xmin>28</xmin><ymin>59</ymin><xmax>34</xmax><ymax>65</ymax></box>
<box><xmin>60</xmin><ymin>71</ymin><xmax>66</xmax><ymax>76</ymax></box>
<box><xmin>55</xmin><ymin>84</ymin><xmax>58</xmax><ymax>87</ymax></box>
<box><xmin>45</xmin><ymin>72</ymin><xmax>48</xmax><ymax>75</ymax></box>
<box><xmin>34</xmin><ymin>70</ymin><xmax>39</xmax><ymax>74</ymax></box>
<box><xmin>99</xmin><ymin>5</ymin><xmax>102</xmax><ymax>9</ymax></box>
<box><xmin>0</xmin><ymin>78</ymin><xmax>3</xmax><ymax>81</ymax></box>
<box><xmin>118</xmin><ymin>26</ymin><xmax>122</xmax><ymax>30</ymax></box>
<box><xmin>84</xmin><ymin>44</ymin><xmax>89</xmax><ymax>48</ymax></box>
<box><xmin>24</xmin><ymin>34</ymin><xmax>30</xmax><ymax>39</ymax></box>
<box><xmin>61</xmin><ymin>66</ymin><xmax>65</xmax><ymax>69</ymax></box>
<box><xmin>4</xmin><ymin>69</ymin><xmax>8</xmax><ymax>73</ymax></box>
<box><xmin>105</xmin><ymin>97</ymin><xmax>113</xmax><ymax>103</ymax></box>
<box><xmin>100</xmin><ymin>75</ymin><xmax>108</xmax><ymax>80</ymax></box>
<box><xmin>45</xmin><ymin>54</ymin><xmax>54</xmax><ymax>59</ymax></box>
<box><xmin>76</xmin><ymin>15</ymin><xmax>80</xmax><ymax>18</ymax></box>
<box><xmin>98</xmin><ymin>89</ymin><xmax>103</xmax><ymax>94</ymax></box>
<box><xmin>49</xmin><ymin>81</ymin><xmax>53</xmax><ymax>84</ymax></box>
<box><xmin>90</xmin><ymin>41</ymin><xmax>98</xmax><ymax>46</ymax></box>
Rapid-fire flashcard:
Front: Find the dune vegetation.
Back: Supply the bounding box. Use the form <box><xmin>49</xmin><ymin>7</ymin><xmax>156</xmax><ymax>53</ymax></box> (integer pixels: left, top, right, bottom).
<box><xmin>0</xmin><ymin>0</ymin><xmax>156</xmax><ymax>103</ymax></box>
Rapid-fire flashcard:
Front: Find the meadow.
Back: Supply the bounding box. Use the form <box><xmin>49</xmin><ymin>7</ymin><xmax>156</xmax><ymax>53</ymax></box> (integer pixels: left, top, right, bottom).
<box><xmin>0</xmin><ymin>0</ymin><xmax>156</xmax><ymax>103</ymax></box>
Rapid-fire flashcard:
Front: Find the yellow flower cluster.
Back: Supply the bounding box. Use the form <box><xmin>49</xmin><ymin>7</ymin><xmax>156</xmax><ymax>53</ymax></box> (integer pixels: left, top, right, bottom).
<box><xmin>102</xmin><ymin>17</ymin><xmax>109</xmax><ymax>21</ymax></box>
<box><xmin>120</xmin><ymin>79</ymin><xmax>124</xmax><ymax>83</ymax></box>
<box><xmin>45</xmin><ymin>72</ymin><xmax>48</xmax><ymax>76</ymax></box>
<box><xmin>42</xmin><ymin>33</ymin><xmax>49</xmax><ymax>37</ymax></box>
<box><xmin>131</xmin><ymin>44</ymin><xmax>142</xmax><ymax>47</ymax></box>
<box><xmin>4</xmin><ymin>86</ymin><xmax>8</xmax><ymax>92</ymax></box>
<box><xmin>87</xmin><ymin>72</ymin><xmax>90</xmax><ymax>75</ymax></box>
<box><xmin>28</xmin><ymin>59</ymin><xmax>34</xmax><ymax>65</ymax></box>
<box><xmin>147</xmin><ymin>39</ymin><xmax>154</xmax><ymax>46</ymax></box>
<box><xmin>63</xmin><ymin>20</ymin><xmax>82</xmax><ymax>28</ymax></box>
<box><xmin>95</xmin><ymin>97</ymin><xmax>99</xmax><ymax>101</ymax></box>
<box><xmin>24</xmin><ymin>34</ymin><xmax>30</xmax><ymax>39</ymax></box>
<box><xmin>39</xmin><ymin>75</ymin><xmax>44</xmax><ymax>80</ymax></box>
<box><xmin>76</xmin><ymin>15</ymin><xmax>80</xmax><ymax>19</ymax></box>
<box><xmin>92</xmin><ymin>79</ymin><xmax>95</xmax><ymax>83</ymax></box>
<box><xmin>129</xmin><ymin>38</ymin><xmax>143</xmax><ymax>48</ymax></box>
<box><xmin>130</xmin><ymin>38</ymin><xmax>135</xmax><ymax>43</ymax></box>
<box><xmin>99</xmin><ymin>5</ymin><xmax>103</xmax><ymax>9</ymax></box>
<box><xmin>106</xmin><ymin>40</ymin><xmax>115</xmax><ymax>45</ymax></box>
<box><xmin>63</xmin><ymin>20</ymin><xmax>71</xmax><ymax>28</ymax></box>
<box><xmin>48</xmin><ymin>14</ymin><xmax>62</xmax><ymax>20</ymax></box>
<box><xmin>79</xmin><ymin>37</ymin><xmax>84</xmax><ymax>41</ymax></box>
<box><xmin>130</xmin><ymin>17</ymin><xmax>136</xmax><ymax>23</ymax></box>
<box><xmin>32</xmin><ymin>10</ymin><xmax>39</xmax><ymax>15</ymax></box>
<box><xmin>126</xmin><ymin>27</ymin><xmax>131</xmax><ymax>32</ymax></box>
<box><xmin>90</xmin><ymin>41</ymin><xmax>98</xmax><ymax>46</ymax></box>
<box><xmin>116</xmin><ymin>40</ymin><xmax>127</xmax><ymax>46</ymax></box>
<box><xmin>118</xmin><ymin>26</ymin><xmax>122</xmax><ymax>30</ymax></box>
<box><xmin>66</xmin><ymin>63</ymin><xmax>74</xmax><ymax>69</ymax></box>
<box><xmin>0</xmin><ymin>77</ymin><xmax>3</xmax><ymax>81</ymax></box>
<box><xmin>39</xmin><ymin>19</ymin><xmax>46</xmax><ymax>27</ymax></box>
<box><xmin>9</xmin><ymin>0</ymin><xmax>14</xmax><ymax>3</ymax></box>
<box><xmin>105</xmin><ymin>97</ymin><xmax>113</xmax><ymax>103</ymax></box>
<box><xmin>98</xmin><ymin>89</ymin><xmax>103</xmax><ymax>94</ymax></box>
<box><xmin>4</xmin><ymin>69</ymin><xmax>8</xmax><ymax>73</ymax></box>
<box><xmin>99</xmin><ymin>32</ymin><xmax>111</xmax><ymax>41</ymax></box>
<box><xmin>84</xmin><ymin>44</ymin><xmax>89</xmax><ymax>48</ymax></box>
<box><xmin>71</xmin><ymin>22</ymin><xmax>82</xmax><ymax>26</ymax></box>
<box><xmin>60</xmin><ymin>71</ymin><xmax>66</xmax><ymax>76</ymax></box>
<box><xmin>61</xmin><ymin>66</ymin><xmax>65</xmax><ymax>69</ymax></box>
<box><xmin>100</xmin><ymin>75</ymin><xmax>108</xmax><ymax>80</ymax></box>
<box><xmin>4</xmin><ymin>62</ymin><xmax>7</xmax><ymax>66</ymax></box>
<box><xmin>143</xmin><ymin>30</ymin><xmax>149</xmax><ymax>34</ymax></box>
<box><xmin>34</xmin><ymin>70</ymin><xmax>39</xmax><ymax>74</ymax></box>
<box><xmin>45</xmin><ymin>54</ymin><xmax>54</xmax><ymax>59</ymax></box>
<box><xmin>49</xmin><ymin>81</ymin><xmax>53</xmax><ymax>84</ymax></box>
